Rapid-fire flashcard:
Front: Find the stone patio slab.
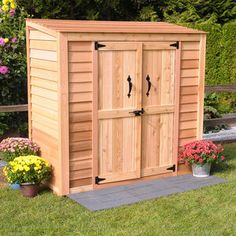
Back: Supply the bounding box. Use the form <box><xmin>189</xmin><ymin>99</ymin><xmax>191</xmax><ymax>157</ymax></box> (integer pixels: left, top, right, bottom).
<box><xmin>68</xmin><ymin>174</ymin><xmax>226</xmax><ymax>211</ymax></box>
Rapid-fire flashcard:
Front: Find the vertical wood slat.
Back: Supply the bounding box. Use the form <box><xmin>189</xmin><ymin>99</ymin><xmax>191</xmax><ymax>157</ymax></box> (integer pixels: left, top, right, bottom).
<box><xmin>57</xmin><ymin>32</ymin><xmax>70</xmax><ymax>195</ymax></box>
<box><xmin>173</xmin><ymin>42</ymin><xmax>181</xmax><ymax>175</ymax></box>
<box><xmin>197</xmin><ymin>35</ymin><xmax>206</xmax><ymax>140</ymax></box>
<box><xmin>26</xmin><ymin>26</ymin><xmax>32</xmax><ymax>139</ymax></box>
<box><xmin>92</xmin><ymin>43</ymin><xmax>98</xmax><ymax>187</ymax></box>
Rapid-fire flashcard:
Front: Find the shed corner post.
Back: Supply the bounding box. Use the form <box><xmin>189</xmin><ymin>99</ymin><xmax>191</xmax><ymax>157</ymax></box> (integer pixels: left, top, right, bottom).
<box><xmin>26</xmin><ymin>24</ymin><xmax>32</xmax><ymax>140</ymax></box>
<box><xmin>197</xmin><ymin>34</ymin><xmax>207</xmax><ymax>140</ymax></box>
<box><xmin>57</xmin><ymin>32</ymin><xmax>70</xmax><ymax>195</ymax></box>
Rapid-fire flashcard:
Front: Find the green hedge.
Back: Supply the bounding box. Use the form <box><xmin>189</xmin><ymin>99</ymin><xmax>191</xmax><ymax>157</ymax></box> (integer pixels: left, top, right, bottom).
<box><xmin>185</xmin><ymin>22</ymin><xmax>236</xmax><ymax>85</ymax></box>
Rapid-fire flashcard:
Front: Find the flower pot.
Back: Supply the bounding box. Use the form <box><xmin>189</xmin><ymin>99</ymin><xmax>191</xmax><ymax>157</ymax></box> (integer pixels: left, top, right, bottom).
<box><xmin>9</xmin><ymin>183</ymin><xmax>20</xmax><ymax>190</ymax></box>
<box><xmin>20</xmin><ymin>183</ymin><xmax>39</xmax><ymax>198</ymax></box>
<box><xmin>192</xmin><ymin>163</ymin><xmax>211</xmax><ymax>177</ymax></box>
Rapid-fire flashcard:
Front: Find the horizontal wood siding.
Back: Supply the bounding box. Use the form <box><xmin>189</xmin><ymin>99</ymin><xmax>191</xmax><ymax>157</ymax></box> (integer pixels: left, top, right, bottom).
<box><xmin>29</xmin><ymin>29</ymin><xmax>60</xmax><ymax>192</ymax></box>
<box><xmin>179</xmin><ymin>41</ymin><xmax>200</xmax><ymax>146</ymax></box>
<box><xmin>68</xmin><ymin>41</ymin><xmax>93</xmax><ymax>189</ymax></box>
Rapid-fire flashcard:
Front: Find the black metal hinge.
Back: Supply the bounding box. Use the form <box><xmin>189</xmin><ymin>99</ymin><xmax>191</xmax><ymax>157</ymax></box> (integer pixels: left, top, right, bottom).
<box><xmin>170</xmin><ymin>41</ymin><xmax>179</xmax><ymax>49</ymax></box>
<box><xmin>166</xmin><ymin>164</ymin><xmax>176</xmax><ymax>172</ymax></box>
<box><xmin>95</xmin><ymin>42</ymin><xmax>106</xmax><ymax>50</ymax></box>
<box><xmin>95</xmin><ymin>176</ymin><xmax>106</xmax><ymax>184</ymax></box>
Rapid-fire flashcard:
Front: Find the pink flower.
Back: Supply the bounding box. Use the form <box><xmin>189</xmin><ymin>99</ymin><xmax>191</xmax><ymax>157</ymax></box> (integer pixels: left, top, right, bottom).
<box><xmin>0</xmin><ymin>66</ymin><xmax>9</xmax><ymax>74</ymax></box>
<box><xmin>221</xmin><ymin>156</ymin><xmax>225</xmax><ymax>161</ymax></box>
<box><xmin>9</xmin><ymin>9</ymin><xmax>16</xmax><ymax>17</ymax></box>
<box><xmin>0</xmin><ymin>37</ymin><xmax>5</xmax><ymax>46</ymax></box>
<box><xmin>11</xmin><ymin>37</ymin><xmax>17</xmax><ymax>43</ymax></box>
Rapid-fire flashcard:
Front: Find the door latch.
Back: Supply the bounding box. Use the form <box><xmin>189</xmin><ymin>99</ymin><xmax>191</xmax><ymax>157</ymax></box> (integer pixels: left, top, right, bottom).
<box><xmin>129</xmin><ymin>108</ymin><xmax>145</xmax><ymax>116</ymax></box>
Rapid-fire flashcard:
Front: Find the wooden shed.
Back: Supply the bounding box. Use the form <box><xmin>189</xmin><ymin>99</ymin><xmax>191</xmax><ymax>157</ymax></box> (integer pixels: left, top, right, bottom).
<box><xmin>26</xmin><ymin>19</ymin><xmax>206</xmax><ymax>196</ymax></box>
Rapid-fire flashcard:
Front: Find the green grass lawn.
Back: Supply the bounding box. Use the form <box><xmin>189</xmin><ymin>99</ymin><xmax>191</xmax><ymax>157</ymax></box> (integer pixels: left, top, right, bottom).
<box><xmin>0</xmin><ymin>143</ymin><xmax>236</xmax><ymax>236</ymax></box>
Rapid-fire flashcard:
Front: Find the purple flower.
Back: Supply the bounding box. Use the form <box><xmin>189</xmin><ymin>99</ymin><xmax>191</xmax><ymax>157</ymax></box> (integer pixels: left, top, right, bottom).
<box><xmin>0</xmin><ymin>37</ymin><xmax>5</xmax><ymax>46</ymax></box>
<box><xmin>0</xmin><ymin>66</ymin><xmax>9</xmax><ymax>74</ymax></box>
<box><xmin>11</xmin><ymin>37</ymin><xmax>17</xmax><ymax>43</ymax></box>
<box><xmin>9</xmin><ymin>9</ymin><xmax>16</xmax><ymax>17</ymax></box>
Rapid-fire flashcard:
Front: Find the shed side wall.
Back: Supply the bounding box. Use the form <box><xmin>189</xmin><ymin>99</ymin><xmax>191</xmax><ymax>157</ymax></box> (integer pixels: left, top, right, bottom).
<box><xmin>28</xmin><ymin>29</ymin><xmax>60</xmax><ymax>193</ymax></box>
<box><xmin>68</xmin><ymin>41</ymin><xmax>93</xmax><ymax>190</ymax></box>
<box><xmin>179</xmin><ymin>41</ymin><xmax>201</xmax><ymax>146</ymax></box>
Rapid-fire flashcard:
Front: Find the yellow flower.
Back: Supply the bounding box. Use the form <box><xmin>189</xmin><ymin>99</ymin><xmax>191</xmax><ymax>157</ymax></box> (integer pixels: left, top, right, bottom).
<box><xmin>2</xmin><ymin>5</ymin><xmax>9</xmax><ymax>12</ymax></box>
<box><xmin>2</xmin><ymin>0</ymin><xmax>9</xmax><ymax>4</ymax></box>
<box><xmin>10</xmin><ymin>2</ymin><xmax>16</xmax><ymax>9</ymax></box>
<box><xmin>9</xmin><ymin>0</ymin><xmax>15</xmax><ymax>2</ymax></box>
<box><xmin>4</xmin><ymin>38</ymin><xmax>9</xmax><ymax>43</ymax></box>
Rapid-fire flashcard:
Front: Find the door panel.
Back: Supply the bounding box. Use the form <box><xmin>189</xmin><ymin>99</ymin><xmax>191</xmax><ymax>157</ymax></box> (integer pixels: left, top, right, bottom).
<box><xmin>141</xmin><ymin>43</ymin><xmax>176</xmax><ymax>177</ymax></box>
<box><xmin>97</xmin><ymin>42</ymin><xmax>142</xmax><ymax>184</ymax></box>
<box><xmin>96</xmin><ymin>41</ymin><xmax>178</xmax><ymax>184</ymax></box>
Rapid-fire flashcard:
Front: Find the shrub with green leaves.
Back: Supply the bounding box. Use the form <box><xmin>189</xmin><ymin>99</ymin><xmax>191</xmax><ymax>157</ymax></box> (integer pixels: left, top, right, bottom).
<box><xmin>0</xmin><ymin>0</ymin><xmax>28</xmax><ymax>136</ymax></box>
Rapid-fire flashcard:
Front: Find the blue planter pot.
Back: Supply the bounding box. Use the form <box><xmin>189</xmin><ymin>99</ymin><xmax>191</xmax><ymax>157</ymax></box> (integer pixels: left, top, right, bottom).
<box><xmin>9</xmin><ymin>183</ymin><xmax>20</xmax><ymax>190</ymax></box>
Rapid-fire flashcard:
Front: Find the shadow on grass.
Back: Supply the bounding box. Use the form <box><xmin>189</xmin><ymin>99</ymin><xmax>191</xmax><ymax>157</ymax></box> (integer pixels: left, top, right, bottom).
<box><xmin>211</xmin><ymin>144</ymin><xmax>236</xmax><ymax>175</ymax></box>
<box><xmin>211</xmin><ymin>161</ymin><xmax>235</xmax><ymax>175</ymax></box>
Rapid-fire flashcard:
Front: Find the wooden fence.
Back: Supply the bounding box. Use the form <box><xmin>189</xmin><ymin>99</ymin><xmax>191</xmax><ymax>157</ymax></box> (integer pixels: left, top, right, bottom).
<box><xmin>204</xmin><ymin>84</ymin><xmax>236</xmax><ymax>127</ymax></box>
<box><xmin>0</xmin><ymin>104</ymin><xmax>28</xmax><ymax>113</ymax></box>
<box><xmin>0</xmin><ymin>84</ymin><xmax>235</xmax><ymax>127</ymax></box>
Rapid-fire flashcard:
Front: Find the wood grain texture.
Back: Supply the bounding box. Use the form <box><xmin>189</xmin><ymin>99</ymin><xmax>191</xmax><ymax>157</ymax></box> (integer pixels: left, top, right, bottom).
<box><xmin>68</xmin><ymin>33</ymin><xmax>201</xmax><ymax>43</ymax></box>
<box><xmin>28</xmin><ymin>28</ymin><xmax>60</xmax><ymax>193</ymax></box>
<box><xmin>27</xmin><ymin>19</ymin><xmax>206</xmax><ymax>34</ymax></box>
<box><xmin>68</xmin><ymin>42</ymin><xmax>94</xmax><ymax>189</ymax></box>
<box><xmin>141</xmin><ymin>45</ymin><xmax>176</xmax><ymax>177</ymax></box>
<box><xmin>97</xmin><ymin>42</ymin><xmax>142</xmax><ymax>184</ymax></box>
<box><xmin>57</xmin><ymin>32</ymin><xmax>70</xmax><ymax>195</ymax></box>
<box><xmin>197</xmin><ymin>34</ymin><xmax>206</xmax><ymax>139</ymax></box>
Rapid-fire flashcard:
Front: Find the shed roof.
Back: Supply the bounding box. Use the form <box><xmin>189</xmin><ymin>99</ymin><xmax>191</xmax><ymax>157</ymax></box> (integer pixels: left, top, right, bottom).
<box><xmin>26</xmin><ymin>19</ymin><xmax>206</xmax><ymax>34</ymax></box>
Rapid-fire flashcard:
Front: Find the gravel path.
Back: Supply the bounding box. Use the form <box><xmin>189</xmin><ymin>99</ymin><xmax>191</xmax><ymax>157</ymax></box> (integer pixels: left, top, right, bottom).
<box><xmin>203</xmin><ymin>126</ymin><xmax>236</xmax><ymax>142</ymax></box>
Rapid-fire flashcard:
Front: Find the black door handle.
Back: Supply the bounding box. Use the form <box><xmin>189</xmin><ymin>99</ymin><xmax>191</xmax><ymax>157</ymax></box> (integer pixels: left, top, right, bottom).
<box><xmin>127</xmin><ymin>75</ymin><xmax>132</xmax><ymax>98</ymax></box>
<box><xmin>146</xmin><ymin>75</ymin><xmax>151</xmax><ymax>96</ymax></box>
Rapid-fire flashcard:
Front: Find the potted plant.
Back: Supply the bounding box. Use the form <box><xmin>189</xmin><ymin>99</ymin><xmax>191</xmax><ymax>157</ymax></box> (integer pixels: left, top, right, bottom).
<box><xmin>178</xmin><ymin>140</ymin><xmax>224</xmax><ymax>177</ymax></box>
<box><xmin>0</xmin><ymin>137</ymin><xmax>40</xmax><ymax>162</ymax></box>
<box><xmin>4</xmin><ymin>155</ymin><xmax>51</xmax><ymax>197</ymax></box>
<box><xmin>0</xmin><ymin>138</ymin><xmax>40</xmax><ymax>190</ymax></box>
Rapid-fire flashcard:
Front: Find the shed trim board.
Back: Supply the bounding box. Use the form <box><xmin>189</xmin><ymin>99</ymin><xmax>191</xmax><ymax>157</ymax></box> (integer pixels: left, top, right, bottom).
<box><xmin>26</xmin><ymin>20</ymin><xmax>206</xmax><ymax>196</ymax></box>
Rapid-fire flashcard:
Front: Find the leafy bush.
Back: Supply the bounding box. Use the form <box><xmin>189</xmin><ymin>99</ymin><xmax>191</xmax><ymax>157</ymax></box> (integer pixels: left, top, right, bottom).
<box><xmin>0</xmin><ymin>0</ymin><xmax>28</xmax><ymax>136</ymax></box>
<box><xmin>163</xmin><ymin>0</ymin><xmax>236</xmax><ymax>24</ymax></box>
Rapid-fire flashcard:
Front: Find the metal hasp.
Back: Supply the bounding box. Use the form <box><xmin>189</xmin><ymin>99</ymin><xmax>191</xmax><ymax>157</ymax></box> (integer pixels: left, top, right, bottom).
<box><xmin>129</xmin><ymin>108</ymin><xmax>145</xmax><ymax>116</ymax></box>
<box><xmin>170</xmin><ymin>41</ymin><xmax>179</xmax><ymax>49</ymax></box>
<box><xmin>166</xmin><ymin>164</ymin><xmax>176</xmax><ymax>172</ymax></box>
<box><xmin>95</xmin><ymin>42</ymin><xmax>106</xmax><ymax>50</ymax></box>
<box><xmin>95</xmin><ymin>176</ymin><xmax>106</xmax><ymax>184</ymax></box>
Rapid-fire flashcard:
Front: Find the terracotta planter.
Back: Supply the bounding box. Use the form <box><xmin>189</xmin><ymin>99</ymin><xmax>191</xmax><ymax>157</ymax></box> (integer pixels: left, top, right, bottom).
<box><xmin>20</xmin><ymin>183</ymin><xmax>39</xmax><ymax>198</ymax></box>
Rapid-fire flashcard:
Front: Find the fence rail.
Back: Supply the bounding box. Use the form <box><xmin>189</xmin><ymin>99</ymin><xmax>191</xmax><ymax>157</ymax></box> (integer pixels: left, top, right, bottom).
<box><xmin>1</xmin><ymin>85</ymin><xmax>236</xmax><ymax>126</ymax></box>
<box><xmin>205</xmin><ymin>84</ymin><xmax>236</xmax><ymax>93</ymax></box>
<box><xmin>204</xmin><ymin>113</ymin><xmax>236</xmax><ymax>127</ymax></box>
<box><xmin>0</xmin><ymin>104</ymin><xmax>28</xmax><ymax>113</ymax></box>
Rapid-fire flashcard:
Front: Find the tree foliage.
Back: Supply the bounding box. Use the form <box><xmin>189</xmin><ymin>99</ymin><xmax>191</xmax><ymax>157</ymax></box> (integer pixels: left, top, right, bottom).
<box><xmin>18</xmin><ymin>0</ymin><xmax>236</xmax><ymax>23</ymax></box>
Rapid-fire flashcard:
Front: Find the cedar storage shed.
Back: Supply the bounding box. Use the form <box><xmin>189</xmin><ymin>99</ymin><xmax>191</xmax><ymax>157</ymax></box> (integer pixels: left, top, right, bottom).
<box><xmin>26</xmin><ymin>19</ymin><xmax>206</xmax><ymax>196</ymax></box>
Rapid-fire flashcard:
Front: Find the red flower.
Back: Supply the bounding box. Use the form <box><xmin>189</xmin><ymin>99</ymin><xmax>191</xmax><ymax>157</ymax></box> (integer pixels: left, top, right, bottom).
<box><xmin>178</xmin><ymin>140</ymin><xmax>224</xmax><ymax>166</ymax></box>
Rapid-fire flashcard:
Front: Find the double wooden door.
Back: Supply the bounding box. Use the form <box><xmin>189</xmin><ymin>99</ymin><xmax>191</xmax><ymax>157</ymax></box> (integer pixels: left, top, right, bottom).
<box><xmin>97</xmin><ymin>41</ymin><xmax>178</xmax><ymax>184</ymax></box>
